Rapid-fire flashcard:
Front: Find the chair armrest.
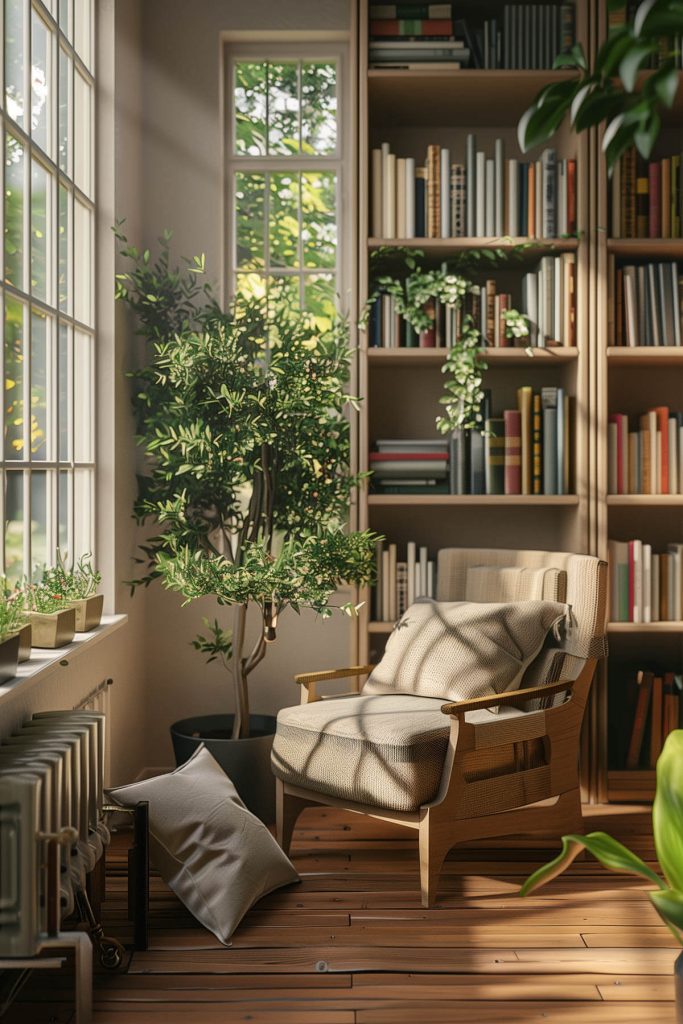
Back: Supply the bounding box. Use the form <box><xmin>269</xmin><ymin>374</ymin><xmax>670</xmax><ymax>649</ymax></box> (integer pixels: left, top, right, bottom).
<box><xmin>295</xmin><ymin>665</ymin><xmax>375</xmax><ymax>703</ymax></box>
<box><xmin>440</xmin><ymin>678</ymin><xmax>576</xmax><ymax>716</ymax></box>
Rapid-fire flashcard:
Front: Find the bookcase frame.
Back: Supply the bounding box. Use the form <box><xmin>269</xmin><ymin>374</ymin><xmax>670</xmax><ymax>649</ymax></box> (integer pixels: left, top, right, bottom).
<box><xmin>355</xmin><ymin>0</ymin><xmax>601</xmax><ymax>797</ymax></box>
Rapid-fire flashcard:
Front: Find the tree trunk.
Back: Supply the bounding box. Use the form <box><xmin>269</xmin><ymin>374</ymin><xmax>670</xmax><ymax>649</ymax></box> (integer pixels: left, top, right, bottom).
<box><xmin>231</xmin><ymin>603</ymin><xmax>250</xmax><ymax>739</ymax></box>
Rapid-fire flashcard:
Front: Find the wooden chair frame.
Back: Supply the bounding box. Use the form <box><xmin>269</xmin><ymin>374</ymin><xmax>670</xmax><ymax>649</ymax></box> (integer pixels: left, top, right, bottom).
<box><xmin>276</xmin><ymin>659</ymin><xmax>597</xmax><ymax>908</ymax></box>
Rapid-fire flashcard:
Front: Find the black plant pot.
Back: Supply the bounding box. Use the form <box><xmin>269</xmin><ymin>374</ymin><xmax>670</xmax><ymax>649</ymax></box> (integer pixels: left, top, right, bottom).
<box><xmin>0</xmin><ymin>633</ymin><xmax>20</xmax><ymax>684</ymax></box>
<box><xmin>170</xmin><ymin>713</ymin><xmax>277</xmax><ymax>824</ymax></box>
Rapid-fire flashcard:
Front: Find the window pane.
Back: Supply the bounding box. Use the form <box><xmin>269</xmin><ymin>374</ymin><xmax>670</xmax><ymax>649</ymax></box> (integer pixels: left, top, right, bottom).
<box><xmin>31</xmin><ymin>11</ymin><xmax>53</xmax><ymax>156</ymax></box>
<box><xmin>4</xmin><ymin>297</ymin><xmax>25</xmax><ymax>461</ymax></box>
<box><xmin>73</xmin><ymin>466</ymin><xmax>92</xmax><ymax>559</ymax></box>
<box><xmin>74</xmin><ymin>198</ymin><xmax>92</xmax><ymax>325</ymax></box>
<box><xmin>235</xmin><ymin>172</ymin><xmax>265</xmax><ymax>270</ymax></box>
<box><xmin>304</xmin><ymin>274</ymin><xmax>336</xmax><ymax>331</ymax></box>
<box><xmin>31</xmin><ymin>470</ymin><xmax>48</xmax><ymax>574</ymax></box>
<box><xmin>59</xmin><ymin>184</ymin><xmax>71</xmax><ymax>312</ymax></box>
<box><xmin>74</xmin><ymin>70</ymin><xmax>92</xmax><ymax>196</ymax></box>
<box><xmin>5</xmin><ymin>134</ymin><xmax>25</xmax><ymax>289</ymax></box>
<box><xmin>268</xmin><ymin>62</ymin><xmax>299</xmax><ymax>155</ymax></box>
<box><xmin>59</xmin><ymin>48</ymin><xmax>72</xmax><ymax>175</ymax></box>
<box><xmin>268</xmin><ymin>275</ymin><xmax>300</xmax><ymax>313</ymax></box>
<box><xmin>74</xmin><ymin>0</ymin><xmax>92</xmax><ymax>69</ymax></box>
<box><xmin>5</xmin><ymin>0</ymin><xmax>26</xmax><ymax>127</ymax></box>
<box><xmin>59</xmin><ymin>0</ymin><xmax>73</xmax><ymax>41</ymax></box>
<box><xmin>302</xmin><ymin>171</ymin><xmax>336</xmax><ymax>269</ymax></box>
<box><xmin>234</xmin><ymin>272</ymin><xmax>265</xmax><ymax>305</ymax></box>
<box><xmin>30</xmin><ymin>309</ymin><xmax>50</xmax><ymax>461</ymax></box>
<box><xmin>31</xmin><ymin>160</ymin><xmax>53</xmax><ymax>303</ymax></box>
<box><xmin>270</xmin><ymin>173</ymin><xmax>299</xmax><ymax>268</ymax></box>
<box><xmin>58</xmin><ymin>468</ymin><xmax>70</xmax><ymax>555</ymax></box>
<box><xmin>73</xmin><ymin>329</ymin><xmax>92</xmax><ymax>461</ymax></box>
<box><xmin>301</xmin><ymin>62</ymin><xmax>337</xmax><ymax>155</ymax></box>
<box><xmin>58</xmin><ymin>323</ymin><xmax>70</xmax><ymax>460</ymax></box>
<box><xmin>234</xmin><ymin>62</ymin><xmax>266</xmax><ymax>156</ymax></box>
<box><xmin>5</xmin><ymin>471</ymin><xmax>24</xmax><ymax>580</ymax></box>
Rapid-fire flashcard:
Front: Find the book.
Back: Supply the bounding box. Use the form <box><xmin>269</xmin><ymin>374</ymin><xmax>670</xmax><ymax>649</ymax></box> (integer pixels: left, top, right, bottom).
<box><xmin>518</xmin><ymin>386</ymin><xmax>533</xmax><ymax>495</ymax></box>
<box><xmin>484</xmin><ymin>417</ymin><xmax>505</xmax><ymax>495</ymax></box>
<box><xmin>503</xmin><ymin>409</ymin><xmax>522</xmax><ymax>495</ymax></box>
<box><xmin>626</xmin><ymin>669</ymin><xmax>654</xmax><ymax>769</ymax></box>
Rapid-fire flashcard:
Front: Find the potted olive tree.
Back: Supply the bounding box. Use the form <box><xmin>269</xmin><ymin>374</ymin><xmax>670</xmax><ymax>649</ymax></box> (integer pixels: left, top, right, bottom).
<box><xmin>116</xmin><ymin>233</ymin><xmax>377</xmax><ymax>820</ymax></box>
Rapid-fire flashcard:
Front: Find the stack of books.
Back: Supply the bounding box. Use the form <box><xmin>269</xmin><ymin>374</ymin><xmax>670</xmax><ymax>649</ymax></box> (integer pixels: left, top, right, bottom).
<box><xmin>448</xmin><ymin>386</ymin><xmax>571</xmax><ymax>496</ymax></box>
<box><xmin>611</xmin><ymin>669</ymin><xmax>683</xmax><ymax>771</ymax></box>
<box><xmin>611</xmin><ymin>151</ymin><xmax>683</xmax><ymax>238</ymax></box>
<box><xmin>608</xmin><ymin>7</ymin><xmax>682</xmax><ymax>70</ymax></box>
<box><xmin>608</xmin><ymin>407</ymin><xmax>683</xmax><ymax>494</ymax></box>
<box><xmin>369</xmin><ymin>256</ymin><xmax>576</xmax><ymax>348</ymax></box>
<box><xmin>374</xmin><ymin>539</ymin><xmax>435</xmax><ymax>621</ymax></box>
<box><xmin>610</xmin><ymin>261</ymin><xmax>683</xmax><ymax>347</ymax></box>
<box><xmin>369</xmin><ymin>4</ymin><xmax>469</xmax><ymax>69</ymax></box>
<box><xmin>480</xmin><ymin>4</ymin><xmax>576</xmax><ymax>69</ymax></box>
<box><xmin>369</xmin><ymin>439</ymin><xmax>449</xmax><ymax>494</ymax></box>
<box><xmin>371</xmin><ymin>139</ymin><xmax>577</xmax><ymax>239</ymax></box>
<box><xmin>609</xmin><ymin>540</ymin><xmax>683</xmax><ymax>622</ymax></box>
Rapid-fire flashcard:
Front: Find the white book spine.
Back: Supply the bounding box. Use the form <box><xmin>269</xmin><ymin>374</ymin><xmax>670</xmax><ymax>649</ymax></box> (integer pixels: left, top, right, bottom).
<box><xmin>670</xmin><ymin>418</ymin><xmax>679</xmax><ymax>494</ymax></box>
<box><xmin>608</xmin><ymin>423</ymin><xmax>618</xmax><ymax>494</ymax></box>
<box><xmin>381</xmin><ymin>549</ymin><xmax>390</xmax><ymax>622</ymax></box>
<box><xmin>476</xmin><ymin>151</ymin><xmax>486</xmax><ymax>236</ymax></box>
<box><xmin>405</xmin><ymin>157</ymin><xmax>416</xmax><ymax>239</ymax></box>
<box><xmin>427</xmin><ymin>561</ymin><xmax>434</xmax><ymax>599</ymax></box>
<box><xmin>407</xmin><ymin>542</ymin><xmax>416</xmax><ymax>607</ymax></box>
<box><xmin>632</xmin><ymin>540</ymin><xmax>642</xmax><ymax>623</ymax></box>
<box><xmin>643</xmin><ymin>543</ymin><xmax>652</xmax><ymax>623</ymax></box>
<box><xmin>388</xmin><ymin>543</ymin><xmax>397</xmax><ymax>621</ymax></box>
<box><xmin>466</xmin><ymin>134</ymin><xmax>476</xmax><ymax>236</ymax></box>
<box><xmin>371</xmin><ymin>148</ymin><xmax>383</xmax><ymax>237</ymax></box>
<box><xmin>418</xmin><ymin>546</ymin><xmax>428</xmax><ymax>598</ymax></box>
<box><xmin>440</xmin><ymin>147</ymin><xmax>450</xmax><ymax>238</ymax></box>
<box><xmin>652</xmin><ymin>553</ymin><xmax>660</xmax><ymax>622</ymax></box>
<box><xmin>383</xmin><ymin>151</ymin><xmax>396</xmax><ymax>238</ymax></box>
<box><xmin>494</xmin><ymin>138</ymin><xmax>504</xmax><ymax>236</ymax></box>
<box><xmin>507</xmin><ymin>158</ymin><xmax>518</xmax><ymax>236</ymax></box>
<box><xmin>553</xmin><ymin>257</ymin><xmax>562</xmax><ymax>343</ymax></box>
<box><xmin>396</xmin><ymin>158</ymin><xmax>406</xmax><ymax>238</ymax></box>
<box><xmin>485</xmin><ymin>158</ymin><xmax>495</xmax><ymax>236</ymax></box>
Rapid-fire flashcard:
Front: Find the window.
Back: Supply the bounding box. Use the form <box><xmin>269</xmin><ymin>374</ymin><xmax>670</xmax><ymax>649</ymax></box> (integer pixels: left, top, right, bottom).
<box><xmin>226</xmin><ymin>48</ymin><xmax>345</xmax><ymax>331</ymax></box>
<box><xmin>2</xmin><ymin>0</ymin><xmax>95</xmax><ymax>579</ymax></box>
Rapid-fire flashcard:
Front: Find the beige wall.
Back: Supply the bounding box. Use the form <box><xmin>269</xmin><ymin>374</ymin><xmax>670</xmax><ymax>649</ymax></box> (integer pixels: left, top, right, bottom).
<box><xmin>122</xmin><ymin>0</ymin><xmax>354</xmax><ymax>769</ymax></box>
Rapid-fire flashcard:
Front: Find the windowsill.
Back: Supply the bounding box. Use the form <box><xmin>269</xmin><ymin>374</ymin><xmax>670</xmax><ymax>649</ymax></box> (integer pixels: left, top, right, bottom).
<box><xmin>0</xmin><ymin>614</ymin><xmax>128</xmax><ymax>706</ymax></box>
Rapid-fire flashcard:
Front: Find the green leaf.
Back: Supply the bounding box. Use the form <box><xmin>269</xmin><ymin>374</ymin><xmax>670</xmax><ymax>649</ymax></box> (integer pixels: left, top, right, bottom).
<box><xmin>518</xmin><ymin>85</ymin><xmax>575</xmax><ymax>151</ymax></box>
<box><xmin>650</xmin><ymin>889</ymin><xmax>683</xmax><ymax>941</ymax></box>
<box><xmin>634</xmin><ymin>111</ymin><xmax>661</xmax><ymax>159</ymax></box>
<box><xmin>652</xmin><ymin>65</ymin><xmax>680</xmax><ymax>108</ymax></box>
<box><xmin>653</xmin><ymin>731</ymin><xmax>683</xmax><ymax>892</ymax></box>
<box><xmin>520</xmin><ymin>832</ymin><xmax>664</xmax><ymax>897</ymax></box>
<box><xmin>619</xmin><ymin>43</ymin><xmax>658</xmax><ymax>91</ymax></box>
<box><xmin>553</xmin><ymin>42</ymin><xmax>587</xmax><ymax>70</ymax></box>
<box><xmin>634</xmin><ymin>0</ymin><xmax>659</xmax><ymax>35</ymax></box>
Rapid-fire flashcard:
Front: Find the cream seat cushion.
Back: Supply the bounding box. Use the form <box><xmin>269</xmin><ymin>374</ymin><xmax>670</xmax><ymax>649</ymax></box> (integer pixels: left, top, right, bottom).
<box><xmin>464</xmin><ymin>565</ymin><xmax>567</xmax><ymax>603</ymax></box>
<box><xmin>108</xmin><ymin>745</ymin><xmax>299</xmax><ymax>944</ymax></box>
<box><xmin>271</xmin><ymin>693</ymin><xmax>538</xmax><ymax>813</ymax></box>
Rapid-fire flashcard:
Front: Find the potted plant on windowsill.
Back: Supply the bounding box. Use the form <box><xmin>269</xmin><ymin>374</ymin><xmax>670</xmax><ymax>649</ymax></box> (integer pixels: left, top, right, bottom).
<box><xmin>0</xmin><ymin>586</ymin><xmax>29</xmax><ymax>682</ymax></box>
<box><xmin>521</xmin><ymin>730</ymin><xmax>683</xmax><ymax>1019</ymax></box>
<box><xmin>115</xmin><ymin>232</ymin><xmax>377</xmax><ymax>822</ymax></box>
<box><xmin>23</xmin><ymin>583</ymin><xmax>76</xmax><ymax>649</ymax></box>
<box><xmin>42</xmin><ymin>553</ymin><xmax>104</xmax><ymax>632</ymax></box>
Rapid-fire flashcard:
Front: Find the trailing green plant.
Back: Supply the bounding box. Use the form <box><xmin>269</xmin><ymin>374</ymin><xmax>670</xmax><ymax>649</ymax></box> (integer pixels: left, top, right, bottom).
<box><xmin>22</xmin><ymin>581</ymin><xmax>68</xmax><ymax>615</ymax></box>
<box><xmin>0</xmin><ymin>581</ymin><xmax>27</xmax><ymax>641</ymax></box>
<box><xmin>41</xmin><ymin>552</ymin><xmax>102</xmax><ymax>602</ymax></box>
<box><xmin>520</xmin><ymin>729</ymin><xmax>683</xmax><ymax>943</ymax></box>
<box><xmin>361</xmin><ymin>248</ymin><xmax>529</xmax><ymax>433</ymax></box>
<box><xmin>518</xmin><ymin>1</ymin><xmax>683</xmax><ymax>171</ymax></box>
<box><xmin>116</xmin><ymin>230</ymin><xmax>378</xmax><ymax>739</ymax></box>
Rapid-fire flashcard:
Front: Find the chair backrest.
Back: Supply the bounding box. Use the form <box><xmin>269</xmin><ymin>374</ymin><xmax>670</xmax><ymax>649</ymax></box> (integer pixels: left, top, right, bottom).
<box><xmin>436</xmin><ymin>547</ymin><xmax>608</xmax><ymax>688</ymax></box>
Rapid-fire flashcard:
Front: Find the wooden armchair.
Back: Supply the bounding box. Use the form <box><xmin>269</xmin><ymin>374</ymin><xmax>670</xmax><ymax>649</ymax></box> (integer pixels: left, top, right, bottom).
<box><xmin>271</xmin><ymin>548</ymin><xmax>608</xmax><ymax>907</ymax></box>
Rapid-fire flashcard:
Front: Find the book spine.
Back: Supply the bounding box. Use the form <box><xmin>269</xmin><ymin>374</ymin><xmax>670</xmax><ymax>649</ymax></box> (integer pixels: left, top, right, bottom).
<box><xmin>371</xmin><ymin>148</ymin><xmax>383</xmax><ymax>237</ymax></box>
<box><xmin>484</xmin><ymin>418</ymin><xmax>505</xmax><ymax>495</ymax></box>
<box><xmin>396</xmin><ymin>157</ymin><xmax>406</xmax><ymax>238</ymax></box>
<box><xmin>649</xmin><ymin>161</ymin><xmax>661</xmax><ymax>238</ymax></box>
<box><xmin>476</xmin><ymin>150</ymin><xmax>486</xmax><ymax>236</ymax></box>
<box><xmin>494</xmin><ymin>138</ymin><xmax>504</xmax><ymax>236</ymax></box>
<box><xmin>466</xmin><ymin>134</ymin><xmax>476</xmax><ymax>236</ymax></box>
<box><xmin>426</xmin><ymin>144</ymin><xmax>440</xmax><ymax>239</ymax></box>
<box><xmin>503</xmin><ymin>409</ymin><xmax>522</xmax><ymax>494</ymax></box>
<box><xmin>405</xmin><ymin>157</ymin><xmax>415</xmax><ymax>238</ymax></box>
<box><xmin>415</xmin><ymin>167</ymin><xmax>426</xmax><ymax>236</ymax></box>
<box><xmin>440</xmin><ymin>147</ymin><xmax>450</xmax><ymax>238</ymax></box>
<box><xmin>383</xmin><ymin>150</ymin><xmax>396</xmax><ymax>237</ymax></box>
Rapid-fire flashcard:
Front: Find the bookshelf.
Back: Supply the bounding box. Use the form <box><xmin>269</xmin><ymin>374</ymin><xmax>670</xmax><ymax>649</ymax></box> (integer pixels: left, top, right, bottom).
<box><xmin>595</xmin><ymin>0</ymin><xmax>683</xmax><ymax>802</ymax></box>
<box><xmin>356</xmin><ymin>1</ymin><xmax>595</xmax><ymax>792</ymax></box>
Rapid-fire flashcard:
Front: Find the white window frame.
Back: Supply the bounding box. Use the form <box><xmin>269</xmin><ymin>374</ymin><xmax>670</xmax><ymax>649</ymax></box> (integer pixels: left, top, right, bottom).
<box><xmin>0</xmin><ymin>0</ymin><xmax>96</xmax><ymax>578</ymax></box>
<box><xmin>224</xmin><ymin>41</ymin><xmax>351</xmax><ymax>315</ymax></box>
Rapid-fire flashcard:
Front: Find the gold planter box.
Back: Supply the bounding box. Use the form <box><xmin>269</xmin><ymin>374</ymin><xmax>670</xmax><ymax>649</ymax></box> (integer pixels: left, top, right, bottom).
<box><xmin>27</xmin><ymin>608</ymin><xmax>76</xmax><ymax>648</ymax></box>
<box><xmin>13</xmin><ymin>622</ymin><xmax>32</xmax><ymax>662</ymax></box>
<box><xmin>69</xmin><ymin>594</ymin><xmax>104</xmax><ymax>632</ymax></box>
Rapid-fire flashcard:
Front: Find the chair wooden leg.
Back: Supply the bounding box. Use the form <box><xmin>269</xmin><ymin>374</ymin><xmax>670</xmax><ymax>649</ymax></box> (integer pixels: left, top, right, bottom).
<box><xmin>276</xmin><ymin>779</ymin><xmax>311</xmax><ymax>856</ymax></box>
<box><xmin>418</xmin><ymin>815</ymin><xmax>451</xmax><ymax>909</ymax></box>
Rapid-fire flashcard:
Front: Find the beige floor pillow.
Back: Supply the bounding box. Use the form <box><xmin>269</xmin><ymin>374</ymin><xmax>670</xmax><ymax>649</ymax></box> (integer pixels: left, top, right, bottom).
<box><xmin>108</xmin><ymin>745</ymin><xmax>299</xmax><ymax>944</ymax></box>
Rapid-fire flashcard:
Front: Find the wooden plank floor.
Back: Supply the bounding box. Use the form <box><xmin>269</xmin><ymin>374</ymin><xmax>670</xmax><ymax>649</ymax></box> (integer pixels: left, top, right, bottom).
<box><xmin>4</xmin><ymin>803</ymin><xmax>679</xmax><ymax>1023</ymax></box>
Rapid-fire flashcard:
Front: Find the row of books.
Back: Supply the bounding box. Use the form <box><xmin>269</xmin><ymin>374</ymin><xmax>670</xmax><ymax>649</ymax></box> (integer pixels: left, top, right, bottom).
<box><xmin>369</xmin><ymin>255</ymin><xmax>576</xmax><ymax>348</ymax></box>
<box><xmin>608</xmin><ymin>408</ymin><xmax>683</xmax><ymax>495</ymax></box>
<box><xmin>611</xmin><ymin>151</ymin><xmax>683</xmax><ymax>239</ymax></box>
<box><xmin>370</xmin><ymin>438</ymin><xmax>448</xmax><ymax>494</ymax></box>
<box><xmin>614</xmin><ymin>669</ymin><xmax>683</xmax><ymax>772</ymax></box>
<box><xmin>609</xmin><ymin>540</ymin><xmax>683</xmax><ymax>623</ymax></box>
<box><xmin>610</xmin><ymin>261</ymin><xmax>683</xmax><ymax>348</ymax></box>
<box><xmin>369</xmin><ymin>4</ymin><xmax>468</xmax><ymax>68</ymax></box>
<box><xmin>608</xmin><ymin>5</ymin><xmax>683</xmax><ymax>71</ymax></box>
<box><xmin>477</xmin><ymin>5</ymin><xmax>576</xmax><ymax>70</ymax></box>
<box><xmin>371</xmin><ymin>140</ymin><xmax>577</xmax><ymax>239</ymax></box>
<box><xmin>373</xmin><ymin>539</ymin><xmax>435</xmax><ymax>622</ymax></box>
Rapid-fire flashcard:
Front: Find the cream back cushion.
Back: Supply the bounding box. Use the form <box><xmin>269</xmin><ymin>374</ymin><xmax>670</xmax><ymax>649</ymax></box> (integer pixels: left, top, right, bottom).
<box><xmin>465</xmin><ymin>565</ymin><xmax>567</xmax><ymax>604</ymax></box>
<box><xmin>108</xmin><ymin>745</ymin><xmax>298</xmax><ymax>944</ymax></box>
<box><xmin>363</xmin><ymin>598</ymin><xmax>568</xmax><ymax>702</ymax></box>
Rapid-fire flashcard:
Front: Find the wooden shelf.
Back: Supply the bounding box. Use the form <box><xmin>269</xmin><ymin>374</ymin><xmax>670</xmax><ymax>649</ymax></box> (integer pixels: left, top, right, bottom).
<box><xmin>607</xmin><ymin>346</ymin><xmax>683</xmax><ymax>365</ymax></box>
<box><xmin>366</xmin><ymin>346</ymin><xmax>579</xmax><ymax>367</ymax></box>
<box><xmin>607</xmin><ymin>494</ymin><xmax>683</xmax><ymax>506</ymax></box>
<box><xmin>607</xmin><ymin>770</ymin><xmax>656</xmax><ymax>802</ymax></box>
<box><xmin>368</xmin><ymin>494</ymin><xmax>579</xmax><ymax>507</ymax></box>
<box><xmin>368</xmin><ymin>237</ymin><xmax>579</xmax><ymax>258</ymax></box>
<box><xmin>607</xmin><ymin>238</ymin><xmax>683</xmax><ymax>258</ymax></box>
<box><xmin>607</xmin><ymin>621</ymin><xmax>683</xmax><ymax>633</ymax></box>
<box><xmin>367</xmin><ymin>69</ymin><xmax>576</xmax><ymax>127</ymax></box>
<box><xmin>368</xmin><ymin>621</ymin><xmax>395</xmax><ymax>634</ymax></box>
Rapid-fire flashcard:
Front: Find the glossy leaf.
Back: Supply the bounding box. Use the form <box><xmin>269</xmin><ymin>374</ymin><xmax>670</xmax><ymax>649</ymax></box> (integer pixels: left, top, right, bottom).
<box><xmin>634</xmin><ymin>110</ymin><xmax>661</xmax><ymax>158</ymax></box>
<box><xmin>520</xmin><ymin>832</ymin><xmax>664</xmax><ymax>897</ymax></box>
<box><xmin>650</xmin><ymin>889</ymin><xmax>683</xmax><ymax>941</ymax></box>
<box><xmin>635</xmin><ymin>0</ymin><xmax>661</xmax><ymax>35</ymax></box>
<box><xmin>652</xmin><ymin>65</ymin><xmax>680</xmax><ymax>107</ymax></box>
<box><xmin>653</xmin><ymin>731</ymin><xmax>683</xmax><ymax>892</ymax></box>
<box><xmin>619</xmin><ymin>43</ymin><xmax>658</xmax><ymax>91</ymax></box>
